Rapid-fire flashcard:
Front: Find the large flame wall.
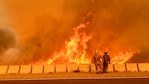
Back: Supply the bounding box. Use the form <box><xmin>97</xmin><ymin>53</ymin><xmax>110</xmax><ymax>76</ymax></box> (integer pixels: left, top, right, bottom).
<box><xmin>0</xmin><ymin>0</ymin><xmax>148</xmax><ymax>64</ymax></box>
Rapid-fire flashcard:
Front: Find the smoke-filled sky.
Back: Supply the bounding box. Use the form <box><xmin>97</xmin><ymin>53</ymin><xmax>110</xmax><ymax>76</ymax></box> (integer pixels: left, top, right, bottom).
<box><xmin>0</xmin><ymin>0</ymin><xmax>149</xmax><ymax>64</ymax></box>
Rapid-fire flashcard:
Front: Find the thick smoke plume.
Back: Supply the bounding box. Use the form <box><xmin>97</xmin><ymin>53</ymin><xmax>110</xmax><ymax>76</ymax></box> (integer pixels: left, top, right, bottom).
<box><xmin>0</xmin><ymin>0</ymin><xmax>148</xmax><ymax>64</ymax></box>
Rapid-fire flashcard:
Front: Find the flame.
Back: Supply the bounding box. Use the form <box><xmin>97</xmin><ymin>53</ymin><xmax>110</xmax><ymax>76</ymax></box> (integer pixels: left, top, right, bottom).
<box><xmin>33</xmin><ymin>25</ymin><xmax>140</xmax><ymax>65</ymax></box>
<box><xmin>43</xmin><ymin>5</ymin><xmax>93</xmax><ymax>65</ymax></box>
<box><xmin>111</xmin><ymin>50</ymin><xmax>140</xmax><ymax>64</ymax></box>
<box><xmin>43</xmin><ymin>24</ymin><xmax>140</xmax><ymax>64</ymax></box>
<box><xmin>34</xmin><ymin>19</ymin><xmax>140</xmax><ymax>65</ymax></box>
<box><xmin>45</xmin><ymin>23</ymin><xmax>92</xmax><ymax>64</ymax></box>
<box><xmin>33</xmin><ymin>0</ymin><xmax>141</xmax><ymax>65</ymax></box>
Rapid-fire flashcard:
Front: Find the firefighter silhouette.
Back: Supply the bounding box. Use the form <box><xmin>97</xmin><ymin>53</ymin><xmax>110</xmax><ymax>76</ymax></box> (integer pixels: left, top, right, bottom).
<box><xmin>103</xmin><ymin>52</ymin><xmax>110</xmax><ymax>73</ymax></box>
<box><xmin>92</xmin><ymin>50</ymin><xmax>103</xmax><ymax>74</ymax></box>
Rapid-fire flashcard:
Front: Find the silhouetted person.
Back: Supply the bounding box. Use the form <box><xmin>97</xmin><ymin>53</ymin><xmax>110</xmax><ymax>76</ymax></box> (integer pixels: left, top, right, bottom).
<box><xmin>103</xmin><ymin>52</ymin><xmax>110</xmax><ymax>73</ymax></box>
<box><xmin>92</xmin><ymin>50</ymin><xmax>103</xmax><ymax>74</ymax></box>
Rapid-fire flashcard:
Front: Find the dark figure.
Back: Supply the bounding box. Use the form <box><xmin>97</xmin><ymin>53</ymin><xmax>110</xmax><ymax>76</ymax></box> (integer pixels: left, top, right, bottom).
<box><xmin>103</xmin><ymin>52</ymin><xmax>110</xmax><ymax>73</ymax></box>
<box><xmin>92</xmin><ymin>50</ymin><xmax>103</xmax><ymax>74</ymax></box>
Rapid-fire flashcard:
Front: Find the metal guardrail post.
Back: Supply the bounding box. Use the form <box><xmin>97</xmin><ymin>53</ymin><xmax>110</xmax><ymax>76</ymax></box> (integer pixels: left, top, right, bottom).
<box><xmin>6</xmin><ymin>65</ymin><xmax>9</xmax><ymax>74</ymax></box>
<box><xmin>66</xmin><ymin>64</ymin><xmax>68</xmax><ymax>72</ymax></box>
<box><xmin>42</xmin><ymin>65</ymin><xmax>44</xmax><ymax>74</ymax></box>
<box><xmin>137</xmin><ymin>63</ymin><xmax>140</xmax><ymax>72</ymax></box>
<box><xmin>113</xmin><ymin>64</ymin><xmax>115</xmax><ymax>72</ymax></box>
<box><xmin>30</xmin><ymin>65</ymin><xmax>33</xmax><ymax>74</ymax></box>
<box><xmin>125</xmin><ymin>63</ymin><xmax>127</xmax><ymax>72</ymax></box>
<box><xmin>18</xmin><ymin>65</ymin><xmax>21</xmax><ymax>74</ymax></box>
<box><xmin>89</xmin><ymin>64</ymin><xmax>91</xmax><ymax>72</ymax></box>
<box><xmin>54</xmin><ymin>64</ymin><xmax>56</xmax><ymax>73</ymax></box>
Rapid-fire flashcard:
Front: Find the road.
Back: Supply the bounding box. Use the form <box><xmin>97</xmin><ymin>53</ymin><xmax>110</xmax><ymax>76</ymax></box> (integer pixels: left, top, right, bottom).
<box><xmin>0</xmin><ymin>72</ymin><xmax>149</xmax><ymax>84</ymax></box>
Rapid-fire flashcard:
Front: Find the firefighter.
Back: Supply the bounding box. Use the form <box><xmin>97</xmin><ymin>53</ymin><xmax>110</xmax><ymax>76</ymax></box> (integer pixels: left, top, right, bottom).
<box><xmin>103</xmin><ymin>52</ymin><xmax>110</xmax><ymax>73</ymax></box>
<box><xmin>92</xmin><ymin>50</ymin><xmax>103</xmax><ymax>74</ymax></box>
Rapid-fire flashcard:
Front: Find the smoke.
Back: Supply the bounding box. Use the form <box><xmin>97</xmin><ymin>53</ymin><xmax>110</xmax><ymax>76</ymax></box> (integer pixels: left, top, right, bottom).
<box><xmin>2</xmin><ymin>0</ymin><xmax>93</xmax><ymax>64</ymax></box>
<box><xmin>92</xmin><ymin>0</ymin><xmax>149</xmax><ymax>44</ymax></box>
<box><xmin>0</xmin><ymin>28</ymin><xmax>17</xmax><ymax>53</ymax></box>
<box><xmin>0</xmin><ymin>27</ymin><xmax>19</xmax><ymax>64</ymax></box>
<box><xmin>89</xmin><ymin>0</ymin><xmax>149</xmax><ymax>62</ymax></box>
<box><xmin>0</xmin><ymin>0</ymin><xmax>149</xmax><ymax>64</ymax></box>
<box><xmin>0</xmin><ymin>48</ymin><xmax>20</xmax><ymax>64</ymax></box>
<box><xmin>0</xmin><ymin>0</ymin><xmax>20</xmax><ymax>64</ymax></box>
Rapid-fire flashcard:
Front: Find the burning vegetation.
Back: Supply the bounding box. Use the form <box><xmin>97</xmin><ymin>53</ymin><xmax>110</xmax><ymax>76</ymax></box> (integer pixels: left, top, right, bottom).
<box><xmin>32</xmin><ymin>9</ymin><xmax>140</xmax><ymax>64</ymax></box>
<box><xmin>0</xmin><ymin>0</ymin><xmax>148</xmax><ymax>64</ymax></box>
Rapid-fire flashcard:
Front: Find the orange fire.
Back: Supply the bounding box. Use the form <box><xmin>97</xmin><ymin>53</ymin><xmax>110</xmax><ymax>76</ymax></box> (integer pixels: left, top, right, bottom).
<box><xmin>43</xmin><ymin>22</ymin><xmax>140</xmax><ymax>64</ymax></box>
<box><xmin>35</xmin><ymin>0</ymin><xmax>140</xmax><ymax>64</ymax></box>
<box><xmin>45</xmin><ymin>23</ymin><xmax>92</xmax><ymax>64</ymax></box>
<box><xmin>37</xmin><ymin>14</ymin><xmax>140</xmax><ymax>65</ymax></box>
<box><xmin>110</xmin><ymin>50</ymin><xmax>140</xmax><ymax>64</ymax></box>
<box><xmin>47</xmin><ymin>24</ymin><xmax>92</xmax><ymax>64</ymax></box>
